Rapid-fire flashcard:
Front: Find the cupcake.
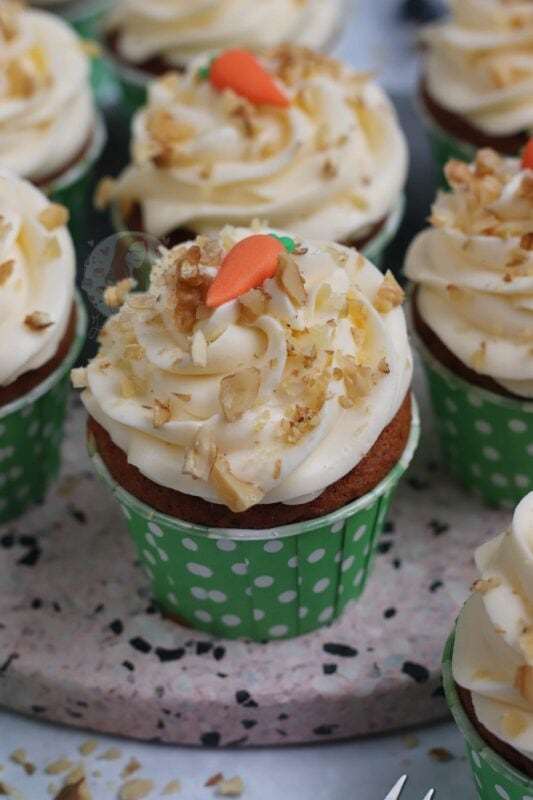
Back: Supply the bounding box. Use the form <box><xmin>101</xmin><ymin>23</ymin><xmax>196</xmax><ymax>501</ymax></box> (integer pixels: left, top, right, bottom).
<box><xmin>0</xmin><ymin>168</ymin><xmax>86</xmax><ymax>524</ymax></box>
<box><xmin>405</xmin><ymin>147</ymin><xmax>533</xmax><ymax>507</ymax></box>
<box><xmin>78</xmin><ymin>226</ymin><xmax>418</xmax><ymax>640</ymax></box>
<box><xmin>100</xmin><ymin>46</ymin><xmax>408</xmax><ymax>265</ymax></box>
<box><xmin>443</xmin><ymin>491</ymin><xmax>533</xmax><ymax>797</ymax></box>
<box><xmin>420</xmin><ymin>0</ymin><xmax>533</xmax><ymax>176</ymax></box>
<box><xmin>103</xmin><ymin>0</ymin><xmax>345</xmax><ymax>114</ymax></box>
<box><xmin>0</xmin><ymin>1</ymin><xmax>106</xmax><ymax>238</ymax></box>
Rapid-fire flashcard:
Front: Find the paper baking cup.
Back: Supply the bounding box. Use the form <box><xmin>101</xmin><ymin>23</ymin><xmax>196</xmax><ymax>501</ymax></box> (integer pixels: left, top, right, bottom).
<box><xmin>44</xmin><ymin>112</ymin><xmax>107</xmax><ymax>246</ymax></box>
<box><xmin>443</xmin><ymin>633</ymin><xmax>533</xmax><ymax>800</ymax></box>
<box><xmin>110</xmin><ymin>193</ymin><xmax>405</xmax><ymax>271</ymax></box>
<box><xmin>417</xmin><ymin>336</ymin><xmax>533</xmax><ymax>509</ymax></box>
<box><xmin>88</xmin><ymin>400</ymin><xmax>419</xmax><ymax>641</ymax></box>
<box><xmin>0</xmin><ymin>292</ymin><xmax>87</xmax><ymax>525</ymax></box>
<box><xmin>362</xmin><ymin>194</ymin><xmax>405</xmax><ymax>269</ymax></box>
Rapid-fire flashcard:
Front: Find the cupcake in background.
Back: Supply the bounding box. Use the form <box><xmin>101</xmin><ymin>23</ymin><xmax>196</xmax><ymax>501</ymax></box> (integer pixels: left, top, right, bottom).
<box><xmin>78</xmin><ymin>225</ymin><xmax>418</xmax><ymax>640</ymax></box>
<box><xmin>0</xmin><ymin>1</ymin><xmax>106</xmax><ymax>238</ymax></box>
<box><xmin>0</xmin><ymin>169</ymin><xmax>86</xmax><ymax>524</ymax></box>
<box><xmin>29</xmin><ymin>0</ymin><xmax>112</xmax><ymax>39</ymax></box>
<box><xmin>103</xmin><ymin>0</ymin><xmax>345</xmax><ymax>113</ymax></box>
<box><xmin>420</xmin><ymin>0</ymin><xmax>533</xmax><ymax>175</ymax></box>
<box><xmin>99</xmin><ymin>46</ymin><xmax>408</xmax><ymax>266</ymax></box>
<box><xmin>405</xmin><ymin>145</ymin><xmax>533</xmax><ymax>507</ymax></box>
<box><xmin>443</xmin><ymin>491</ymin><xmax>533</xmax><ymax>797</ymax></box>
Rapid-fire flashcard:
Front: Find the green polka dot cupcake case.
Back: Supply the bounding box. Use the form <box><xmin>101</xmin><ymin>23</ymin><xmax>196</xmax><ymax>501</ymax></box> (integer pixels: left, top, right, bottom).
<box><xmin>88</xmin><ymin>404</ymin><xmax>419</xmax><ymax>642</ymax></box>
<box><xmin>417</xmin><ymin>338</ymin><xmax>533</xmax><ymax>510</ymax></box>
<box><xmin>0</xmin><ymin>293</ymin><xmax>87</xmax><ymax>526</ymax></box>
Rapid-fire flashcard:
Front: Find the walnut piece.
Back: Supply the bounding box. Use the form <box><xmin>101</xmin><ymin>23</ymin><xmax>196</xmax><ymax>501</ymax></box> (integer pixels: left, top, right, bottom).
<box><xmin>0</xmin><ymin>259</ymin><xmax>14</xmax><ymax>286</ymax></box>
<box><xmin>39</xmin><ymin>203</ymin><xmax>69</xmax><ymax>231</ymax></box>
<box><xmin>373</xmin><ymin>271</ymin><xmax>404</xmax><ymax>314</ymax></box>
<box><xmin>24</xmin><ymin>311</ymin><xmax>53</xmax><ymax>330</ymax></box>
<box><xmin>219</xmin><ymin>367</ymin><xmax>261</xmax><ymax>422</ymax></box>
<box><xmin>70</xmin><ymin>368</ymin><xmax>88</xmax><ymax>389</ymax></box>
<box><xmin>211</xmin><ymin>456</ymin><xmax>264</xmax><ymax>512</ymax></box>
<box><xmin>153</xmin><ymin>399</ymin><xmax>172</xmax><ymax>428</ymax></box>
<box><xmin>104</xmin><ymin>278</ymin><xmax>136</xmax><ymax>308</ymax></box>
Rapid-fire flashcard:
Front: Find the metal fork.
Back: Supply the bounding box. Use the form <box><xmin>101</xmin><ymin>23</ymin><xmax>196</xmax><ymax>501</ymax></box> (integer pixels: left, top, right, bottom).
<box><xmin>384</xmin><ymin>775</ymin><xmax>435</xmax><ymax>800</ymax></box>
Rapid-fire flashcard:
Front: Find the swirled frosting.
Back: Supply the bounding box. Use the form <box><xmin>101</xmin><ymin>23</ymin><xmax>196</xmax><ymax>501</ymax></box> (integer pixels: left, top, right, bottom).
<box><xmin>453</xmin><ymin>492</ymin><xmax>533</xmax><ymax>760</ymax></box>
<box><xmin>0</xmin><ymin>168</ymin><xmax>75</xmax><ymax>388</ymax></box>
<box><xmin>110</xmin><ymin>47</ymin><xmax>407</xmax><ymax>244</ymax></box>
<box><xmin>0</xmin><ymin>2</ymin><xmax>95</xmax><ymax>183</ymax></box>
<box><xmin>107</xmin><ymin>0</ymin><xmax>343</xmax><ymax>66</ymax></box>
<box><xmin>405</xmin><ymin>150</ymin><xmax>533</xmax><ymax>398</ymax></box>
<box><xmin>79</xmin><ymin>226</ymin><xmax>412</xmax><ymax>511</ymax></box>
<box><xmin>422</xmin><ymin>0</ymin><xmax>533</xmax><ymax>137</ymax></box>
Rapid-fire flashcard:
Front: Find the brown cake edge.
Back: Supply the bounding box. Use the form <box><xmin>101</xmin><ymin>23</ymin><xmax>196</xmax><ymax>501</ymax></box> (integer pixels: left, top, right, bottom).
<box><xmin>419</xmin><ymin>78</ymin><xmax>527</xmax><ymax>156</ymax></box>
<box><xmin>0</xmin><ymin>303</ymin><xmax>77</xmax><ymax>409</ymax></box>
<box><xmin>457</xmin><ymin>684</ymin><xmax>533</xmax><ymax>780</ymax></box>
<box><xmin>412</xmin><ymin>290</ymin><xmax>521</xmax><ymax>400</ymax></box>
<box><xmin>88</xmin><ymin>391</ymin><xmax>412</xmax><ymax>529</ymax></box>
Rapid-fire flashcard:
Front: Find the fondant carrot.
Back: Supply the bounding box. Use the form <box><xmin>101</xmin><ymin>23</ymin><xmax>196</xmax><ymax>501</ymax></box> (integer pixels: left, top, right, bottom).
<box><xmin>206</xmin><ymin>235</ymin><xmax>285</xmax><ymax>308</ymax></box>
<box><xmin>209</xmin><ymin>49</ymin><xmax>289</xmax><ymax>107</ymax></box>
<box><xmin>522</xmin><ymin>138</ymin><xmax>533</xmax><ymax>170</ymax></box>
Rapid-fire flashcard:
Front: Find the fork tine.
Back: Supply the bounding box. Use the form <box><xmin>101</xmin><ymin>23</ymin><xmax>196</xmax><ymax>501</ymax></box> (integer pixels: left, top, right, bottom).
<box><xmin>384</xmin><ymin>775</ymin><xmax>408</xmax><ymax>800</ymax></box>
<box><xmin>421</xmin><ymin>791</ymin><xmax>435</xmax><ymax>800</ymax></box>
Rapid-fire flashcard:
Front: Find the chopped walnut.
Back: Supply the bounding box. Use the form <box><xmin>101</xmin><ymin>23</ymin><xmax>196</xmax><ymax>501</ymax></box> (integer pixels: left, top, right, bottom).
<box><xmin>340</xmin><ymin>355</ymin><xmax>377</xmax><ymax>403</ymax></box>
<box><xmin>78</xmin><ymin>740</ymin><xmax>98</xmax><ymax>757</ymax></box>
<box><xmin>277</xmin><ymin>253</ymin><xmax>307</xmax><ymax>306</ymax></box>
<box><xmin>373</xmin><ymin>271</ymin><xmax>405</xmax><ymax>314</ymax></box>
<box><xmin>515</xmin><ymin>665</ymin><xmax>533</xmax><ymax>704</ymax></box>
<box><xmin>153</xmin><ymin>399</ymin><xmax>172</xmax><ymax>428</ymax></box>
<box><xmin>216</xmin><ymin>776</ymin><xmax>245</xmax><ymax>797</ymax></box>
<box><xmin>94</xmin><ymin>177</ymin><xmax>117</xmax><ymax>211</ymax></box>
<box><xmin>220</xmin><ymin>367</ymin><xmax>261</xmax><ymax>422</ymax></box>
<box><xmin>521</xmin><ymin>233</ymin><xmax>533</xmax><ymax>251</ymax></box>
<box><xmin>104</xmin><ymin>278</ymin><xmax>136</xmax><ymax>308</ymax></box>
<box><xmin>173</xmin><ymin>245</ymin><xmax>213</xmax><ymax>334</ymax></box>
<box><xmin>183</xmin><ymin>427</ymin><xmax>217</xmax><ymax>482</ymax></box>
<box><xmin>39</xmin><ymin>203</ymin><xmax>70</xmax><ymax>231</ymax></box>
<box><xmin>474</xmin><ymin>148</ymin><xmax>504</xmax><ymax>178</ymax></box>
<box><xmin>46</xmin><ymin>759</ymin><xmax>74</xmax><ymax>776</ymax></box>
<box><xmin>321</xmin><ymin>158</ymin><xmax>338</xmax><ymax>179</ymax></box>
<box><xmin>70</xmin><ymin>368</ymin><xmax>88</xmax><ymax>389</ymax></box>
<box><xmin>211</xmin><ymin>456</ymin><xmax>264</xmax><ymax>512</ymax></box>
<box><xmin>119</xmin><ymin>779</ymin><xmax>155</xmax><ymax>800</ymax></box>
<box><xmin>0</xmin><ymin>259</ymin><xmax>14</xmax><ymax>286</ymax></box>
<box><xmin>25</xmin><ymin>311</ymin><xmax>53</xmax><ymax>330</ymax></box>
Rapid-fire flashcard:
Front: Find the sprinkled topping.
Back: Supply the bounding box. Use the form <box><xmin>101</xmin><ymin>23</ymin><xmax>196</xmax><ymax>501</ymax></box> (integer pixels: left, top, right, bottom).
<box><xmin>24</xmin><ymin>311</ymin><xmax>53</xmax><ymax>331</ymax></box>
<box><xmin>38</xmin><ymin>203</ymin><xmax>69</xmax><ymax>231</ymax></box>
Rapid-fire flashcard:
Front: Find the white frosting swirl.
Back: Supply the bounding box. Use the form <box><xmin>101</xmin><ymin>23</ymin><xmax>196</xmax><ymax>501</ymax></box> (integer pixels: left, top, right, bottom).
<box><xmin>112</xmin><ymin>47</ymin><xmax>407</xmax><ymax>244</ymax></box>
<box><xmin>405</xmin><ymin>152</ymin><xmax>533</xmax><ymax>398</ymax></box>
<box><xmin>453</xmin><ymin>492</ymin><xmax>533</xmax><ymax>760</ymax></box>
<box><xmin>423</xmin><ymin>0</ymin><xmax>533</xmax><ymax>137</ymax></box>
<box><xmin>0</xmin><ymin>4</ymin><xmax>95</xmax><ymax>183</ymax></box>
<box><xmin>0</xmin><ymin>168</ymin><xmax>75</xmax><ymax>387</ymax></box>
<box><xmin>81</xmin><ymin>226</ymin><xmax>412</xmax><ymax>510</ymax></box>
<box><xmin>108</xmin><ymin>0</ymin><xmax>343</xmax><ymax>66</ymax></box>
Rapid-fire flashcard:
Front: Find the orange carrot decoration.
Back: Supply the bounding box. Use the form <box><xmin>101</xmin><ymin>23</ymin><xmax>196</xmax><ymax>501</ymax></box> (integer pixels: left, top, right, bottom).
<box><xmin>522</xmin><ymin>138</ymin><xmax>533</xmax><ymax>170</ymax></box>
<box><xmin>208</xmin><ymin>49</ymin><xmax>289</xmax><ymax>108</ymax></box>
<box><xmin>206</xmin><ymin>235</ymin><xmax>285</xmax><ymax>308</ymax></box>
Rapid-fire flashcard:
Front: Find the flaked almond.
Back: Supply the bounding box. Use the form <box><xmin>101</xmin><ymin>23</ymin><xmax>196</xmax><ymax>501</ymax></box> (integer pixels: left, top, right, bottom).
<box><xmin>445</xmin><ymin>159</ymin><xmax>473</xmax><ymax>190</ymax></box>
<box><xmin>25</xmin><ymin>311</ymin><xmax>53</xmax><ymax>330</ymax></box>
<box><xmin>54</xmin><ymin>777</ymin><xmax>91</xmax><ymax>800</ymax></box>
<box><xmin>153</xmin><ymin>398</ymin><xmax>172</xmax><ymax>428</ymax></box>
<box><xmin>94</xmin><ymin>177</ymin><xmax>117</xmax><ymax>211</ymax></box>
<box><xmin>45</xmin><ymin>759</ymin><xmax>74</xmax><ymax>775</ymax></box>
<box><xmin>104</xmin><ymin>278</ymin><xmax>136</xmax><ymax>308</ymax></box>
<box><xmin>502</xmin><ymin>709</ymin><xmax>528</xmax><ymax>739</ymax></box>
<box><xmin>515</xmin><ymin>665</ymin><xmax>533</xmax><ymax>704</ymax></box>
<box><xmin>520</xmin><ymin>626</ymin><xmax>533</xmax><ymax>663</ymax></box>
<box><xmin>97</xmin><ymin>747</ymin><xmax>122</xmax><ymax>761</ymax></box>
<box><xmin>119</xmin><ymin>779</ymin><xmax>154</xmax><ymax>800</ymax></box>
<box><xmin>216</xmin><ymin>776</ymin><xmax>245</xmax><ymax>797</ymax></box>
<box><xmin>211</xmin><ymin>455</ymin><xmax>264</xmax><ymax>513</ymax></box>
<box><xmin>70</xmin><ymin>368</ymin><xmax>87</xmax><ymax>389</ymax></box>
<box><xmin>78</xmin><ymin>739</ymin><xmax>98</xmax><ymax>757</ymax></box>
<box><xmin>239</xmin><ymin>288</ymin><xmax>268</xmax><ymax>322</ymax></box>
<box><xmin>472</xmin><ymin>576</ymin><xmax>501</xmax><ymax>594</ymax></box>
<box><xmin>278</xmin><ymin>253</ymin><xmax>307</xmax><ymax>307</ymax></box>
<box><xmin>0</xmin><ymin>259</ymin><xmax>14</xmax><ymax>286</ymax></box>
<box><xmin>121</xmin><ymin>759</ymin><xmax>142</xmax><ymax>779</ymax></box>
<box><xmin>471</xmin><ymin>342</ymin><xmax>487</xmax><ymax>371</ymax></box>
<box><xmin>161</xmin><ymin>780</ymin><xmax>181</xmax><ymax>795</ymax></box>
<box><xmin>219</xmin><ymin>367</ymin><xmax>260</xmax><ymax>422</ymax></box>
<box><xmin>39</xmin><ymin>203</ymin><xmax>69</xmax><ymax>231</ymax></box>
<box><xmin>191</xmin><ymin>329</ymin><xmax>208</xmax><ymax>367</ymax></box>
<box><xmin>183</xmin><ymin>427</ymin><xmax>217</xmax><ymax>481</ymax></box>
<box><xmin>373</xmin><ymin>271</ymin><xmax>404</xmax><ymax>314</ymax></box>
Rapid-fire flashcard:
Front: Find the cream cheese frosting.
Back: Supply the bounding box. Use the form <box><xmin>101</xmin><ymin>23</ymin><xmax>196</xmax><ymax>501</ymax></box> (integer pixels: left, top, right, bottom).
<box><xmin>0</xmin><ymin>2</ymin><xmax>95</xmax><ymax>183</ymax></box>
<box><xmin>453</xmin><ymin>491</ymin><xmax>533</xmax><ymax>760</ymax></box>
<box><xmin>109</xmin><ymin>47</ymin><xmax>408</xmax><ymax>245</ymax></box>
<box><xmin>422</xmin><ymin>0</ymin><xmax>533</xmax><ymax>137</ymax></box>
<box><xmin>107</xmin><ymin>0</ymin><xmax>344</xmax><ymax>67</ymax></box>
<box><xmin>0</xmin><ymin>168</ymin><xmax>75</xmax><ymax>388</ymax></box>
<box><xmin>405</xmin><ymin>149</ymin><xmax>533</xmax><ymax>398</ymax></box>
<box><xmin>78</xmin><ymin>226</ymin><xmax>413</xmax><ymax>511</ymax></box>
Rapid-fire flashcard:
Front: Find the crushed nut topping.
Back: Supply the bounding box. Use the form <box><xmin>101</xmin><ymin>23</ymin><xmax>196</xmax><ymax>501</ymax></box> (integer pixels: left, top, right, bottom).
<box><xmin>104</xmin><ymin>278</ymin><xmax>136</xmax><ymax>308</ymax></box>
<box><xmin>277</xmin><ymin>252</ymin><xmax>307</xmax><ymax>306</ymax></box>
<box><xmin>70</xmin><ymin>368</ymin><xmax>88</xmax><ymax>389</ymax></box>
<box><xmin>373</xmin><ymin>271</ymin><xmax>405</xmax><ymax>314</ymax></box>
<box><xmin>183</xmin><ymin>428</ymin><xmax>217</xmax><ymax>482</ymax></box>
<box><xmin>211</xmin><ymin>456</ymin><xmax>264</xmax><ymax>512</ymax></box>
<box><xmin>0</xmin><ymin>259</ymin><xmax>14</xmax><ymax>286</ymax></box>
<box><xmin>39</xmin><ymin>203</ymin><xmax>69</xmax><ymax>231</ymax></box>
<box><xmin>216</xmin><ymin>776</ymin><xmax>245</xmax><ymax>797</ymax></box>
<box><xmin>219</xmin><ymin>367</ymin><xmax>261</xmax><ymax>422</ymax></box>
<box><xmin>515</xmin><ymin>665</ymin><xmax>533</xmax><ymax>705</ymax></box>
<box><xmin>24</xmin><ymin>311</ymin><xmax>53</xmax><ymax>330</ymax></box>
<box><xmin>119</xmin><ymin>779</ymin><xmax>155</xmax><ymax>800</ymax></box>
<box><xmin>153</xmin><ymin>398</ymin><xmax>172</xmax><ymax>428</ymax></box>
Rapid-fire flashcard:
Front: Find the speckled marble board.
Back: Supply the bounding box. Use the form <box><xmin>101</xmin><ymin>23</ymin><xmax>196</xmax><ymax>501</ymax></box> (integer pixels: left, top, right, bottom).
<box><xmin>0</xmin><ymin>365</ymin><xmax>511</xmax><ymax>746</ymax></box>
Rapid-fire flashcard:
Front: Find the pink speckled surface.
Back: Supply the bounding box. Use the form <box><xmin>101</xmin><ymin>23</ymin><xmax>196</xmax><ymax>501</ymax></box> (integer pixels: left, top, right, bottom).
<box><xmin>0</xmin><ymin>367</ymin><xmax>511</xmax><ymax>746</ymax></box>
